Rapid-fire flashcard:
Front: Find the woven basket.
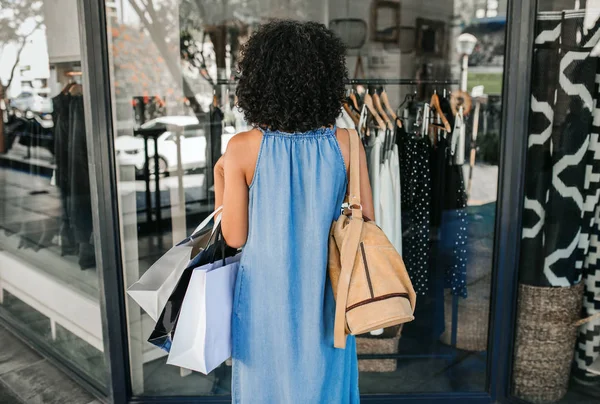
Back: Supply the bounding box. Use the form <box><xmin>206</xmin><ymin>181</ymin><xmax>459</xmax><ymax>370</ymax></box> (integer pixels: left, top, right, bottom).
<box><xmin>356</xmin><ymin>325</ymin><xmax>402</xmax><ymax>372</ymax></box>
<box><xmin>512</xmin><ymin>282</ymin><xmax>584</xmax><ymax>403</ymax></box>
<box><xmin>440</xmin><ymin>274</ymin><xmax>491</xmax><ymax>351</ymax></box>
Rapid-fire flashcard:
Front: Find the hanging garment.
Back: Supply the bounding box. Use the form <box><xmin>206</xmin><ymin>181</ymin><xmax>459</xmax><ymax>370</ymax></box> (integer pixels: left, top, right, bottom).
<box><xmin>232</xmin><ymin>127</ymin><xmax>359</xmax><ymax>404</ymax></box>
<box><xmin>519</xmin><ymin>10</ymin><xmax>600</xmax><ymax>381</ymax></box>
<box><xmin>429</xmin><ymin>135</ymin><xmax>468</xmax><ymax>298</ymax></box>
<box><xmin>520</xmin><ymin>11</ymin><xmax>600</xmax><ymax>287</ymax></box>
<box><xmin>68</xmin><ymin>96</ymin><xmax>95</xmax><ymax>269</ymax></box>
<box><xmin>571</xmin><ymin>13</ymin><xmax>600</xmax><ymax>383</ymax></box>
<box><xmin>209</xmin><ymin>105</ymin><xmax>224</xmax><ymax>172</ymax></box>
<box><xmin>429</xmin><ymin>137</ymin><xmax>447</xmax><ymax>229</ymax></box>
<box><xmin>398</xmin><ymin>124</ymin><xmax>431</xmax><ymax>296</ymax></box>
<box><xmin>370</xmin><ymin>132</ymin><xmax>383</xmax><ymax>225</ymax></box>
<box><xmin>336</xmin><ymin>108</ymin><xmax>355</xmax><ymax>129</ymax></box>
<box><xmin>391</xmin><ymin>144</ymin><xmax>402</xmax><ymax>254</ymax></box>
<box><xmin>52</xmin><ymin>93</ymin><xmax>77</xmax><ymax>255</ymax></box>
<box><xmin>440</xmin><ymin>164</ymin><xmax>469</xmax><ymax>298</ymax></box>
<box><xmin>380</xmin><ymin>156</ymin><xmax>395</xmax><ymax>243</ymax></box>
<box><xmin>451</xmin><ymin>107</ymin><xmax>466</xmax><ymax>166</ymax></box>
<box><xmin>575</xmin><ymin>202</ymin><xmax>600</xmax><ymax>382</ymax></box>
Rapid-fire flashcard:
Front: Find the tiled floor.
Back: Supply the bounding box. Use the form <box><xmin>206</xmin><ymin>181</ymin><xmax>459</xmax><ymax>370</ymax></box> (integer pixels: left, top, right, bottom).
<box><xmin>0</xmin><ymin>324</ymin><xmax>102</xmax><ymax>404</ymax></box>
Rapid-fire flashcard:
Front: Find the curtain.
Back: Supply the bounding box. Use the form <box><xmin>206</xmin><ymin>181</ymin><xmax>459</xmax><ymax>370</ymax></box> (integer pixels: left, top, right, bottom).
<box><xmin>521</xmin><ymin>9</ymin><xmax>600</xmax><ymax>381</ymax></box>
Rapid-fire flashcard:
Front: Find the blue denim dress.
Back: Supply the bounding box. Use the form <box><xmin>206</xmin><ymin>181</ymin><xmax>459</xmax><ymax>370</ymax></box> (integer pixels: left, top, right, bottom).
<box><xmin>232</xmin><ymin>127</ymin><xmax>360</xmax><ymax>403</ymax></box>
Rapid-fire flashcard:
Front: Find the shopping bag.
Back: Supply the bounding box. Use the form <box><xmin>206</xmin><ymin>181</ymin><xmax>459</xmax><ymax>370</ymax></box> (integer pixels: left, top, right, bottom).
<box><xmin>127</xmin><ymin>207</ymin><xmax>222</xmax><ymax>321</ymax></box>
<box><xmin>147</xmin><ymin>224</ymin><xmax>238</xmax><ymax>352</ymax></box>
<box><xmin>167</xmin><ymin>253</ymin><xmax>242</xmax><ymax>374</ymax></box>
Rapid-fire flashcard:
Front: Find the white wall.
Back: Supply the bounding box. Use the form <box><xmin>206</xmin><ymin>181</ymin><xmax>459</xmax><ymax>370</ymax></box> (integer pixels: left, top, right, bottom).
<box><xmin>327</xmin><ymin>0</ymin><xmax>456</xmax><ymax>106</ymax></box>
<box><xmin>42</xmin><ymin>0</ymin><xmax>81</xmax><ymax>63</ymax></box>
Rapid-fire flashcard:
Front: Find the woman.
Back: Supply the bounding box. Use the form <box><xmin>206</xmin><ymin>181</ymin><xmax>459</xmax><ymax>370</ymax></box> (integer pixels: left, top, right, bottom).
<box><xmin>214</xmin><ymin>20</ymin><xmax>374</xmax><ymax>403</ymax></box>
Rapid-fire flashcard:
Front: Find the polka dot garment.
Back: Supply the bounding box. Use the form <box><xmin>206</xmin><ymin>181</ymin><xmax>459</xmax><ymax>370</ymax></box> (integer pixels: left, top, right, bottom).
<box><xmin>440</xmin><ymin>165</ymin><xmax>469</xmax><ymax>298</ymax></box>
<box><xmin>397</xmin><ymin>125</ymin><xmax>431</xmax><ymax>296</ymax></box>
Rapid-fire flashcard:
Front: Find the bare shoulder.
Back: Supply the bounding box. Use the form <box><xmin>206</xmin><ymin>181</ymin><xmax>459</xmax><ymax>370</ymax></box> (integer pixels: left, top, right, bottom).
<box><xmin>225</xmin><ymin>128</ymin><xmax>263</xmax><ymax>185</ymax></box>
<box><xmin>226</xmin><ymin>128</ymin><xmax>263</xmax><ymax>154</ymax></box>
<box><xmin>335</xmin><ymin>127</ymin><xmax>351</xmax><ymax>170</ymax></box>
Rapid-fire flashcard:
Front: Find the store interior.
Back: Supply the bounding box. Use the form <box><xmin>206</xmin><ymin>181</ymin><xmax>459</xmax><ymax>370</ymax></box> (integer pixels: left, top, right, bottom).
<box><xmin>0</xmin><ymin>0</ymin><xmax>599</xmax><ymax>402</ymax></box>
<box><xmin>108</xmin><ymin>0</ymin><xmax>505</xmax><ymax>398</ymax></box>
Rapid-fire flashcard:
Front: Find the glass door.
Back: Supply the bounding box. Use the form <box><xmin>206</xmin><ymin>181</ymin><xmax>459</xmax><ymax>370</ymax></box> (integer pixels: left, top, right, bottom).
<box><xmin>0</xmin><ymin>0</ymin><xmax>108</xmax><ymax>392</ymax></box>
<box><xmin>104</xmin><ymin>0</ymin><xmax>507</xmax><ymax>398</ymax></box>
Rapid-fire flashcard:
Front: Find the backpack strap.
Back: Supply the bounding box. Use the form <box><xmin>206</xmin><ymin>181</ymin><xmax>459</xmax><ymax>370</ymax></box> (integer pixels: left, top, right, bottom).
<box><xmin>333</xmin><ymin>128</ymin><xmax>364</xmax><ymax>348</ymax></box>
<box><xmin>346</xmin><ymin>128</ymin><xmax>362</xmax><ymax>220</ymax></box>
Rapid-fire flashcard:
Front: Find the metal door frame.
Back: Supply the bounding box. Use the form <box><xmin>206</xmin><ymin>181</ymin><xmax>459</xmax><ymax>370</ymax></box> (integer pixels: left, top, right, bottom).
<box><xmin>74</xmin><ymin>0</ymin><xmax>537</xmax><ymax>402</ymax></box>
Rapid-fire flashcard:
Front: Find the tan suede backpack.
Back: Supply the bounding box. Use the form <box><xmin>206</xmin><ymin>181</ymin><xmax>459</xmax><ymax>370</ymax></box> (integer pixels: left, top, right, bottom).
<box><xmin>328</xmin><ymin>128</ymin><xmax>416</xmax><ymax>349</ymax></box>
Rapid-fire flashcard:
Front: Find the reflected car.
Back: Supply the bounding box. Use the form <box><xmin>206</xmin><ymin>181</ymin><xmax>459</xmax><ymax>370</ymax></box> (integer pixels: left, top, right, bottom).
<box><xmin>10</xmin><ymin>92</ymin><xmax>53</xmax><ymax>114</ymax></box>
<box><xmin>115</xmin><ymin>116</ymin><xmax>235</xmax><ymax>175</ymax></box>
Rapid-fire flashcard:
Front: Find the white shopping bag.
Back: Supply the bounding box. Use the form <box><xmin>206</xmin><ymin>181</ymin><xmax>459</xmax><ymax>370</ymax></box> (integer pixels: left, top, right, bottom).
<box><xmin>127</xmin><ymin>207</ymin><xmax>222</xmax><ymax>321</ymax></box>
<box><xmin>167</xmin><ymin>253</ymin><xmax>242</xmax><ymax>374</ymax></box>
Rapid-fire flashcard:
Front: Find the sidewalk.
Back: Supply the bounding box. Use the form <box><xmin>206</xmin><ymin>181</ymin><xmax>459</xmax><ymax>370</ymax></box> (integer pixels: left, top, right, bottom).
<box><xmin>0</xmin><ymin>323</ymin><xmax>102</xmax><ymax>404</ymax></box>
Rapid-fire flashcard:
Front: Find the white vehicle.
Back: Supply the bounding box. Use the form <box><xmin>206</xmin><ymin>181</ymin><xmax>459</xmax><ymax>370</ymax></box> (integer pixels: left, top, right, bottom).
<box><xmin>10</xmin><ymin>92</ymin><xmax>53</xmax><ymax>114</ymax></box>
<box><xmin>115</xmin><ymin>116</ymin><xmax>235</xmax><ymax>175</ymax></box>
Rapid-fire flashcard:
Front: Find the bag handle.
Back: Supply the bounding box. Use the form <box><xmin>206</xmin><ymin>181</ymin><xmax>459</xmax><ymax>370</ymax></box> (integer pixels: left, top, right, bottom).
<box><xmin>177</xmin><ymin>206</ymin><xmax>223</xmax><ymax>247</ymax></box>
<box><xmin>334</xmin><ymin>129</ymin><xmax>364</xmax><ymax>348</ymax></box>
<box><xmin>346</xmin><ymin>129</ymin><xmax>362</xmax><ymax>220</ymax></box>
<box><xmin>191</xmin><ymin>206</ymin><xmax>223</xmax><ymax>236</ymax></box>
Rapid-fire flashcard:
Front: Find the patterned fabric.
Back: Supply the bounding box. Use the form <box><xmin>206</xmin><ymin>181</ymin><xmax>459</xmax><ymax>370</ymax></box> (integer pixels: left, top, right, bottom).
<box><xmin>575</xmin><ymin>34</ymin><xmax>600</xmax><ymax>383</ymax></box>
<box><xmin>441</xmin><ymin>166</ymin><xmax>468</xmax><ymax>298</ymax></box>
<box><xmin>397</xmin><ymin>125</ymin><xmax>431</xmax><ymax>296</ymax></box>
<box><xmin>575</xmin><ymin>202</ymin><xmax>600</xmax><ymax>381</ymax></box>
<box><xmin>429</xmin><ymin>136</ymin><xmax>468</xmax><ymax>298</ymax></box>
<box><xmin>521</xmin><ymin>9</ymin><xmax>600</xmax><ymax>381</ymax></box>
<box><xmin>520</xmin><ymin>10</ymin><xmax>600</xmax><ymax>287</ymax></box>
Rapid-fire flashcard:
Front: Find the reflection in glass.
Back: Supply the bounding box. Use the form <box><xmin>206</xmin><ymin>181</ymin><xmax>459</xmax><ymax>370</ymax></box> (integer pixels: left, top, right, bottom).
<box><xmin>0</xmin><ymin>0</ymin><xmax>106</xmax><ymax>390</ymax></box>
<box><xmin>512</xmin><ymin>2</ymin><xmax>600</xmax><ymax>404</ymax></box>
<box><xmin>109</xmin><ymin>0</ymin><xmax>506</xmax><ymax>396</ymax></box>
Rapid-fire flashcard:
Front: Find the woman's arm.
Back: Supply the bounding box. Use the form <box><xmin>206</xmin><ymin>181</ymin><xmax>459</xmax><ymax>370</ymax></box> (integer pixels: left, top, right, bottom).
<box><xmin>215</xmin><ymin>133</ymin><xmax>251</xmax><ymax>249</ymax></box>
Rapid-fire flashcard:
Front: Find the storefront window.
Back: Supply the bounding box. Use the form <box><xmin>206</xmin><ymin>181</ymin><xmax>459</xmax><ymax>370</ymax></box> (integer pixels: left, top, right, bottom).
<box><xmin>0</xmin><ymin>0</ymin><xmax>107</xmax><ymax>390</ymax></box>
<box><xmin>513</xmin><ymin>1</ymin><xmax>600</xmax><ymax>403</ymax></box>
<box><xmin>107</xmin><ymin>0</ymin><xmax>507</xmax><ymax>397</ymax></box>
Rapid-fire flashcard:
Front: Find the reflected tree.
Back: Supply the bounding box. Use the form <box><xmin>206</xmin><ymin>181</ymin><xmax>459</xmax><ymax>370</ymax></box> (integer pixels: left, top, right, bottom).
<box><xmin>126</xmin><ymin>0</ymin><xmax>310</xmax><ymax>113</ymax></box>
<box><xmin>0</xmin><ymin>0</ymin><xmax>43</xmax><ymax>153</ymax></box>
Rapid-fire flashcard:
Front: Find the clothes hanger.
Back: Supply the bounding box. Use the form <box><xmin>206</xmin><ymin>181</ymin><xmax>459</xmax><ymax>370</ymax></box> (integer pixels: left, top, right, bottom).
<box><xmin>372</xmin><ymin>89</ymin><xmax>395</xmax><ymax>156</ymax></box>
<box><xmin>451</xmin><ymin>90</ymin><xmax>472</xmax><ymax>116</ymax></box>
<box><xmin>212</xmin><ymin>89</ymin><xmax>219</xmax><ymax>108</ymax></box>
<box><xmin>349</xmin><ymin>89</ymin><xmax>360</xmax><ymax>112</ymax></box>
<box><xmin>450</xmin><ymin>105</ymin><xmax>465</xmax><ymax>163</ymax></box>
<box><xmin>358</xmin><ymin>104</ymin><xmax>369</xmax><ymax>137</ymax></box>
<box><xmin>61</xmin><ymin>82</ymin><xmax>75</xmax><ymax>95</ymax></box>
<box><xmin>429</xmin><ymin>92</ymin><xmax>452</xmax><ymax>132</ymax></box>
<box><xmin>372</xmin><ymin>88</ymin><xmax>392</xmax><ymax>129</ymax></box>
<box><xmin>343</xmin><ymin>101</ymin><xmax>360</xmax><ymax>126</ymax></box>
<box><xmin>421</xmin><ymin>103</ymin><xmax>431</xmax><ymax>141</ymax></box>
<box><xmin>379</xmin><ymin>87</ymin><xmax>402</xmax><ymax>128</ymax></box>
<box><xmin>396</xmin><ymin>91</ymin><xmax>416</xmax><ymax>117</ymax></box>
<box><xmin>363</xmin><ymin>89</ymin><xmax>386</xmax><ymax>132</ymax></box>
<box><xmin>69</xmin><ymin>83</ymin><xmax>83</xmax><ymax>96</ymax></box>
<box><xmin>343</xmin><ymin>88</ymin><xmax>361</xmax><ymax>123</ymax></box>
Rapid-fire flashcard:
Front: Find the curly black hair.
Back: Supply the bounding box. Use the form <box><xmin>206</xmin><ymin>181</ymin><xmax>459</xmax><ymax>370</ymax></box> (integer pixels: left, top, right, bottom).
<box><xmin>236</xmin><ymin>20</ymin><xmax>348</xmax><ymax>133</ymax></box>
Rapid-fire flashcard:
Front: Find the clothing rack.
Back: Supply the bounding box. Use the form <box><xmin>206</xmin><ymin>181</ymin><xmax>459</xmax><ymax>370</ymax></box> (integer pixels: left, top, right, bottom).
<box><xmin>213</xmin><ymin>75</ymin><xmax>463</xmax><ymax>362</ymax></box>
<box><xmin>345</xmin><ymin>78</ymin><xmax>459</xmax><ymax>86</ymax></box>
<box><xmin>215</xmin><ymin>78</ymin><xmax>460</xmax><ymax>86</ymax></box>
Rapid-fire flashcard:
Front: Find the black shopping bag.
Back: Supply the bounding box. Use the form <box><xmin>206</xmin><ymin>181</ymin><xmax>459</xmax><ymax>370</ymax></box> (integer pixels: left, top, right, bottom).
<box><xmin>147</xmin><ymin>224</ymin><xmax>238</xmax><ymax>352</ymax></box>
